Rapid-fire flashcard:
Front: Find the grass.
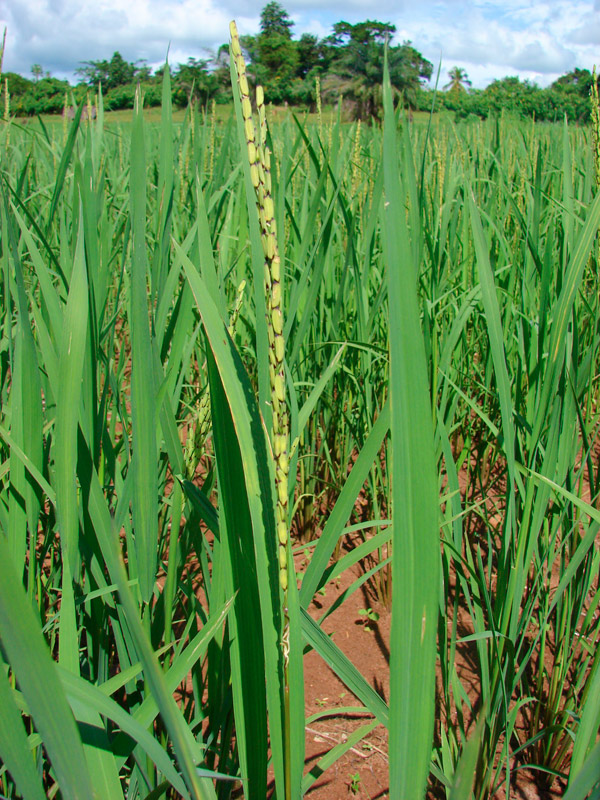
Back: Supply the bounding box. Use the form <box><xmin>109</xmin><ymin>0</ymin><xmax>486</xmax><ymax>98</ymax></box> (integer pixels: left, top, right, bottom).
<box><xmin>13</xmin><ymin>102</ymin><xmax>370</xmax><ymax>127</ymax></box>
<box><xmin>0</xmin><ymin>38</ymin><xmax>599</xmax><ymax>800</ymax></box>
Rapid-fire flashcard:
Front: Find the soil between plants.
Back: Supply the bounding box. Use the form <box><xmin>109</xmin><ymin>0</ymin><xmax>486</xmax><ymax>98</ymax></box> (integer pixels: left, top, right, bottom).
<box><xmin>296</xmin><ymin>541</ymin><xmax>567</xmax><ymax>800</ymax></box>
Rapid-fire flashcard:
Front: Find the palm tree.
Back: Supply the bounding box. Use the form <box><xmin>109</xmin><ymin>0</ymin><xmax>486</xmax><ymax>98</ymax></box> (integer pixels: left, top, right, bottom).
<box><xmin>444</xmin><ymin>66</ymin><xmax>471</xmax><ymax>94</ymax></box>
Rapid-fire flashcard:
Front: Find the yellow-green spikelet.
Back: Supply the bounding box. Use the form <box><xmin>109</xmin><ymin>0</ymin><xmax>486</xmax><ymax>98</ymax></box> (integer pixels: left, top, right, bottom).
<box><xmin>591</xmin><ymin>67</ymin><xmax>600</xmax><ymax>270</ymax></box>
<box><xmin>256</xmin><ymin>85</ymin><xmax>289</xmax><ymax>596</ymax></box>
<box><xmin>315</xmin><ymin>75</ymin><xmax>322</xmax><ymax>136</ymax></box>
<box><xmin>591</xmin><ymin>67</ymin><xmax>600</xmax><ymax>191</ymax></box>
<box><xmin>230</xmin><ymin>21</ymin><xmax>290</xmax><ymax>604</ymax></box>
<box><xmin>3</xmin><ymin>78</ymin><xmax>9</xmax><ymax>122</ymax></box>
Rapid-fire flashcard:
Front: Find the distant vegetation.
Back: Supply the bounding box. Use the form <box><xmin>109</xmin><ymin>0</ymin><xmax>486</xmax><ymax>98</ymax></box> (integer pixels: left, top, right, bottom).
<box><xmin>1</xmin><ymin>17</ymin><xmax>600</xmax><ymax>800</ymax></box>
<box><xmin>2</xmin><ymin>2</ymin><xmax>598</xmax><ymax>122</ymax></box>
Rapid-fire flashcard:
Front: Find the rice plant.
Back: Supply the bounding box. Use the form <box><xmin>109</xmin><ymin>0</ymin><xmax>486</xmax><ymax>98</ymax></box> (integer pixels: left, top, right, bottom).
<box><xmin>0</xmin><ymin>31</ymin><xmax>598</xmax><ymax>800</ymax></box>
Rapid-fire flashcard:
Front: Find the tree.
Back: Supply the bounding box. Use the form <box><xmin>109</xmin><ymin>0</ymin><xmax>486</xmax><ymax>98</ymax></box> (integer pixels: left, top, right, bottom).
<box><xmin>482</xmin><ymin>76</ymin><xmax>546</xmax><ymax>119</ymax></box>
<box><xmin>296</xmin><ymin>33</ymin><xmax>322</xmax><ymax>79</ymax></box>
<box><xmin>238</xmin><ymin>2</ymin><xmax>299</xmax><ymax>103</ymax></box>
<box><xmin>31</xmin><ymin>64</ymin><xmax>43</xmax><ymax>83</ymax></box>
<box><xmin>257</xmin><ymin>1</ymin><xmax>298</xmax><ymax>98</ymax></box>
<box><xmin>211</xmin><ymin>44</ymin><xmax>235</xmax><ymax>100</ymax></box>
<box><xmin>552</xmin><ymin>67</ymin><xmax>594</xmax><ymax>94</ymax></box>
<box><xmin>20</xmin><ymin>76</ymin><xmax>70</xmax><ymax>115</ymax></box>
<box><xmin>260</xmin><ymin>1</ymin><xmax>294</xmax><ymax>38</ymax></box>
<box><xmin>549</xmin><ymin>68</ymin><xmax>596</xmax><ymax>122</ymax></box>
<box><xmin>323</xmin><ymin>20</ymin><xmax>432</xmax><ymax>119</ymax></box>
<box><xmin>392</xmin><ymin>41</ymin><xmax>433</xmax><ymax>102</ymax></box>
<box><xmin>76</xmin><ymin>52</ymin><xmax>137</xmax><ymax>90</ymax></box>
<box><xmin>172</xmin><ymin>57</ymin><xmax>217</xmax><ymax>106</ymax></box>
<box><xmin>4</xmin><ymin>72</ymin><xmax>33</xmax><ymax>97</ymax></box>
<box><xmin>327</xmin><ymin>19</ymin><xmax>395</xmax><ymax>47</ymax></box>
<box><xmin>444</xmin><ymin>67</ymin><xmax>471</xmax><ymax>94</ymax></box>
<box><xmin>3</xmin><ymin>72</ymin><xmax>34</xmax><ymax>115</ymax></box>
<box><xmin>136</xmin><ymin>60</ymin><xmax>152</xmax><ymax>81</ymax></box>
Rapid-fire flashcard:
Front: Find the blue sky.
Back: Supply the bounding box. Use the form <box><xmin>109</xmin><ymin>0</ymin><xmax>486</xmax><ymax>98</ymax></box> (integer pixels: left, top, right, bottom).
<box><xmin>1</xmin><ymin>0</ymin><xmax>599</xmax><ymax>88</ymax></box>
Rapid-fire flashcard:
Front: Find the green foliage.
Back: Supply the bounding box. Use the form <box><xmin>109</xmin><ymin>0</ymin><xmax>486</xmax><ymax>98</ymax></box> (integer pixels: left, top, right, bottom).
<box><xmin>548</xmin><ymin>67</ymin><xmax>597</xmax><ymax>121</ymax></box>
<box><xmin>7</xmin><ymin>2</ymin><xmax>598</xmax><ymax>122</ymax></box>
<box><xmin>76</xmin><ymin>50</ymin><xmax>139</xmax><ymax>90</ymax></box>
<box><xmin>2</xmin><ymin>71</ymin><xmax>34</xmax><ymax>115</ymax></box>
<box><xmin>171</xmin><ymin>57</ymin><xmax>218</xmax><ymax>106</ymax></box>
<box><xmin>18</xmin><ymin>76</ymin><xmax>69</xmax><ymax>115</ymax></box>
<box><xmin>324</xmin><ymin>21</ymin><xmax>432</xmax><ymax>118</ymax></box>
<box><xmin>440</xmin><ymin>69</ymin><xmax>600</xmax><ymax>123</ymax></box>
<box><xmin>104</xmin><ymin>80</ymin><xmax>162</xmax><ymax>110</ymax></box>
<box><xmin>484</xmin><ymin>76</ymin><xmax>546</xmax><ymax>117</ymax></box>
<box><xmin>444</xmin><ymin>67</ymin><xmax>472</xmax><ymax>94</ymax></box>
<box><xmin>230</xmin><ymin>6</ymin><xmax>432</xmax><ymax>112</ymax></box>
<box><xmin>260</xmin><ymin>1</ymin><xmax>294</xmax><ymax>37</ymax></box>
<box><xmin>296</xmin><ymin>33</ymin><xmax>322</xmax><ymax>79</ymax></box>
<box><xmin>242</xmin><ymin>2</ymin><xmax>299</xmax><ymax>103</ymax></box>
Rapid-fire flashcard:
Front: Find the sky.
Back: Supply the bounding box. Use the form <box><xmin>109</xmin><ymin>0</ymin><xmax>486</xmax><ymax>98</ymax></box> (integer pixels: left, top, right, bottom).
<box><xmin>1</xmin><ymin>0</ymin><xmax>599</xmax><ymax>89</ymax></box>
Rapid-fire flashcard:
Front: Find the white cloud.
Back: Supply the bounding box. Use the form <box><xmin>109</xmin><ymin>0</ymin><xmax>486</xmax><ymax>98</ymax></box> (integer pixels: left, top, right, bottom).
<box><xmin>392</xmin><ymin>0</ymin><xmax>596</xmax><ymax>86</ymax></box>
<box><xmin>567</xmin><ymin>11</ymin><xmax>600</xmax><ymax>44</ymax></box>
<box><xmin>0</xmin><ymin>0</ymin><xmax>253</xmax><ymax>79</ymax></box>
<box><xmin>0</xmin><ymin>0</ymin><xmax>597</xmax><ymax>87</ymax></box>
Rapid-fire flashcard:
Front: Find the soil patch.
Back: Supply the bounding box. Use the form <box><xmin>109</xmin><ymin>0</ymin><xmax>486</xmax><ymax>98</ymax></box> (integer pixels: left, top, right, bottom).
<box><xmin>298</xmin><ymin>536</ymin><xmax>569</xmax><ymax>799</ymax></box>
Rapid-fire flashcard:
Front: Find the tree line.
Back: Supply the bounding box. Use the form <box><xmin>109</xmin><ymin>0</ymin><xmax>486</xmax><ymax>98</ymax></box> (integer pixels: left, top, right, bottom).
<box><xmin>3</xmin><ymin>2</ymin><xmax>598</xmax><ymax>123</ymax></box>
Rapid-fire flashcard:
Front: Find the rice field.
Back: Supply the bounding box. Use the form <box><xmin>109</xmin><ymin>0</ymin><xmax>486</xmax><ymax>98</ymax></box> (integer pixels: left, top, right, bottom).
<box><xmin>0</xmin><ymin>41</ymin><xmax>599</xmax><ymax>800</ymax></box>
